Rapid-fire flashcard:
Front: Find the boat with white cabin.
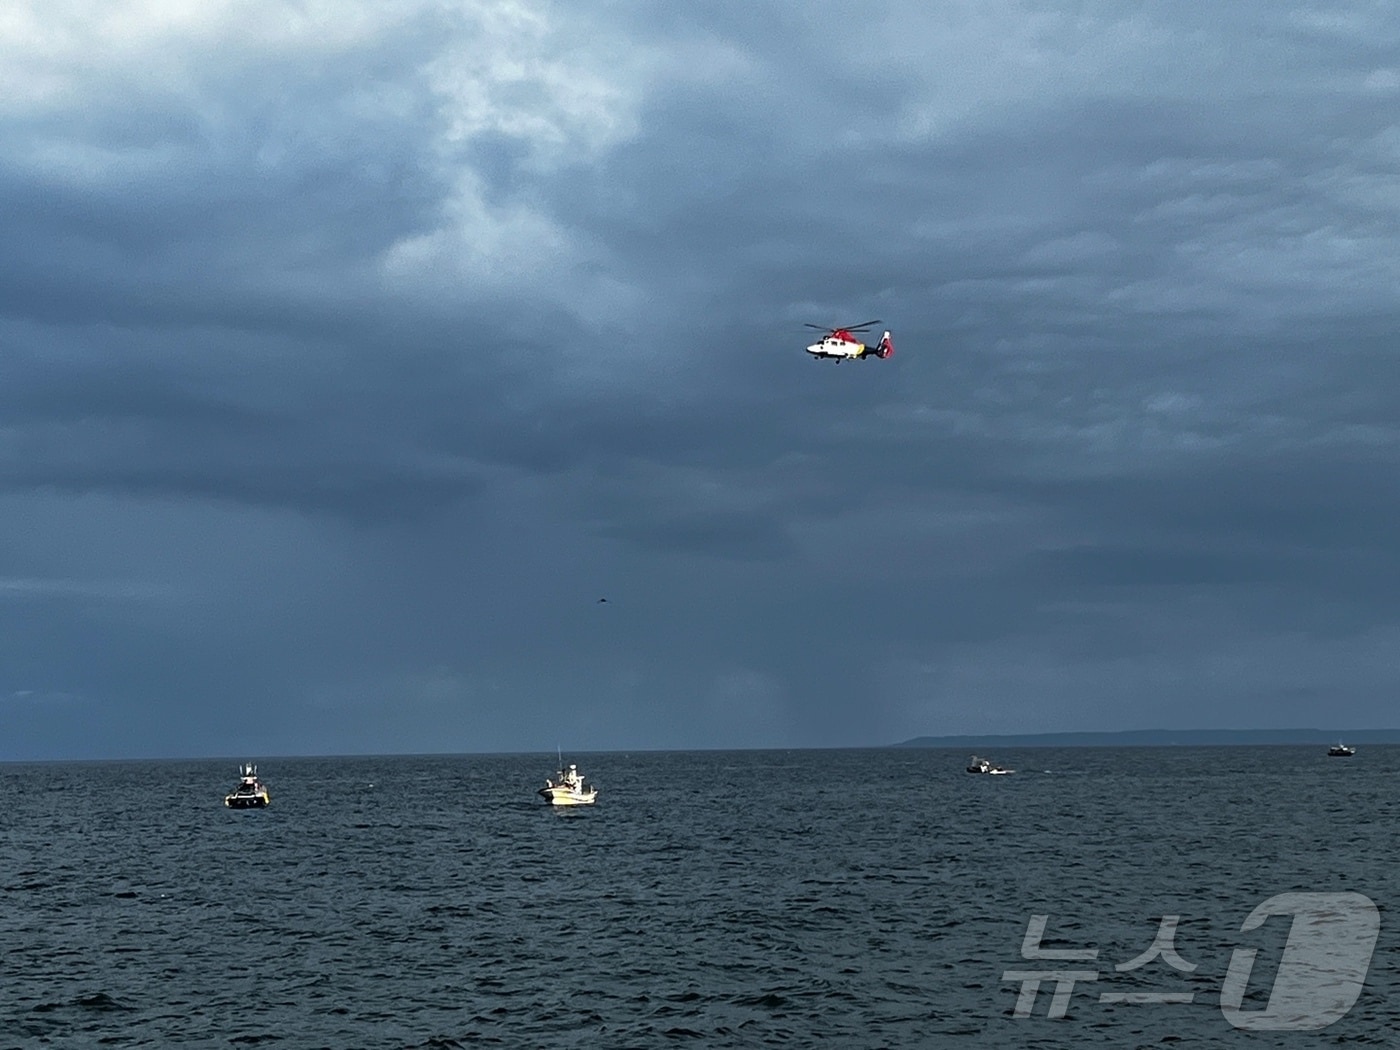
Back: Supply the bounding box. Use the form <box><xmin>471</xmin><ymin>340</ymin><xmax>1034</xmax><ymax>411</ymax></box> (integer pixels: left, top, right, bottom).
<box><xmin>538</xmin><ymin>759</ymin><xmax>598</xmax><ymax>806</ymax></box>
<box><xmin>224</xmin><ymin>763</ymin><xmax>271</xmax><ymax>807</ymax></box>
<box><xmin>966</xmin><ymin>755</ymin><xmax>1014</xmax><ymax>775</ymax></box>
<box><xmin>1328</xmin><ymin>743</ymin><xmax>1356</xmax><ymax>757</ymax></box>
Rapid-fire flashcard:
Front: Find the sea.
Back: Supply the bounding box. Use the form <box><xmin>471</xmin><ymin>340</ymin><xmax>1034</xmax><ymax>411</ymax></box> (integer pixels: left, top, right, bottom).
<box><xmin>1</xmin><ymin>746</ymin><xmax>1394</xmax><ymax>1048</ymax></box>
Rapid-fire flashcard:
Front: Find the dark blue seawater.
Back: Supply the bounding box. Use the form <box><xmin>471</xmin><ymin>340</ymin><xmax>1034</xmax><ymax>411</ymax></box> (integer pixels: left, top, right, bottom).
<box><xmin>1</xmin><ymin>746</ymin><xmax>1395</xmax><ymax>1048</ymax></box>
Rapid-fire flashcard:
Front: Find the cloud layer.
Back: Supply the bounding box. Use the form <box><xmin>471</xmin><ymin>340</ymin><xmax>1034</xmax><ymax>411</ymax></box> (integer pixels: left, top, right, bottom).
<box><xmin>4</xmin><ymin>1</ymin><xmax>1400</xmax><ymax>758</ymax></box>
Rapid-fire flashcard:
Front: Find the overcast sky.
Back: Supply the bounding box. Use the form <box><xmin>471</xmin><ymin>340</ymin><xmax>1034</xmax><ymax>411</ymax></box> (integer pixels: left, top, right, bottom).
<box><xmin>3</xmin><ymin>1</ymin><xmax>1399</xmax><ymax>760</ymax></box>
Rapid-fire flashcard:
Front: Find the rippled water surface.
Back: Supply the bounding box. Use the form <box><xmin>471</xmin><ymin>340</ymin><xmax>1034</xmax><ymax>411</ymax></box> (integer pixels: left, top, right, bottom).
<box><xmin>1</xmin><ymin>747</ymin><xmax>1395</xmax><ymax>1047</ymax></box>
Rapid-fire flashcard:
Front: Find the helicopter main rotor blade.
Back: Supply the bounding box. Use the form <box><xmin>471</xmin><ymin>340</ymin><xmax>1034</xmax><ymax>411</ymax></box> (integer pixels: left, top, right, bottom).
<box><xmin>804</xmin><ymin>319</ymin><xmax>881</xmax><ymax>331</ymax></box>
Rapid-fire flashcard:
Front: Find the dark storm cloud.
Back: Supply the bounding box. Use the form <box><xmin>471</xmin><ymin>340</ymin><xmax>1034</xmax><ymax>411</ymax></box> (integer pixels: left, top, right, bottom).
<box><xmin>4</xmin><ymin>1</ymin><xmax>1400</xmax><ymax>758</ymax></box>
<box><xmin>599</xmin><ymin>510</ymin><xmax>796</xmax><ymax>562</ymax></box>
<box><xmin>0</xmin><ymin>60</ymin><xmax>445</xmax><ymax>335</ymax></box>
<box><xmin>1027</xmin><ymin>545</ymin><xmax>1300</xmax><ymax>589</ymax></box>
<box><xmin>2</xmin><ymin>459</ymin><xmax>483</xmax><ymax>523</ymax></box>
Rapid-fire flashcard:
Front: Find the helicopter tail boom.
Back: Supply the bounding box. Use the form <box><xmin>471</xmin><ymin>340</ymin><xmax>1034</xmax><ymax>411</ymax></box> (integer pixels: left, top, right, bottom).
<box><xmin>872</xmin><ymin>331</ymin><xmax>894</xmax><ymax>358</ymax></box>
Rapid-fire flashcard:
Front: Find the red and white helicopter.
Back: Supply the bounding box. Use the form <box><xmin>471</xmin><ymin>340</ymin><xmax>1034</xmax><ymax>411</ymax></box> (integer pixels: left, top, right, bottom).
<box><xmin>804</xmin><ymin>319</ymin><xmax>894</xmax><ymax>362</ymax></box>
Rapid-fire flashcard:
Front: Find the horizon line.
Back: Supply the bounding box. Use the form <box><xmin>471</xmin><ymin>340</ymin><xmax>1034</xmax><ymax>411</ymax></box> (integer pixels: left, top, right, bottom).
<box><xmin>6</xmin><ymin>727</ymin><xmax>1400</xmax><ymax>764</ymax></box>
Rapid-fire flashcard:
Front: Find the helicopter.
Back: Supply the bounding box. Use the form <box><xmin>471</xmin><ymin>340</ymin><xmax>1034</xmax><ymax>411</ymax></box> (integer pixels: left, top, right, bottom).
<box><xmin>804</xmin><ymin>320</ymin><xmax>894</xmax><ymax>362</ymax></box>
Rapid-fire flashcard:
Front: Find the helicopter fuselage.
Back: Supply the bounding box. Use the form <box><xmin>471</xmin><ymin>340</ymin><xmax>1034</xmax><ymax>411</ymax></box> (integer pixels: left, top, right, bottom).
<box><xmin>804</xmin><ymin>328</ymin><xmax>893</xmax><ymax>361</ymax></box>
<box><xmin>805</xmin><ymin>335</ymin><xmax>869</xmax><ymax>360</ymax></box>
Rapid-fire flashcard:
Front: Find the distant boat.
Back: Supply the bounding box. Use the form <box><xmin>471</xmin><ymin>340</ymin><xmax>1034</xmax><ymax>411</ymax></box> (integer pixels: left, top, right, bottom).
<box><xmin>538</xmin><ymin>758</ymin><xmax>598</xmax><ymax>806</ymax></box>
<box><xmin>966</xmin><ymin>755</ymin><xmax>1014</xmax><ymax>775</ymax></box>
<box><xmin>1328</xmin><ymin>743</ymin><xmax>1356</xmax><ymax>757</ymax></box>
<box><xmin>224</xmin><ymin>763</ymin><xmax>271</xmax><ymax>807</ymax></box>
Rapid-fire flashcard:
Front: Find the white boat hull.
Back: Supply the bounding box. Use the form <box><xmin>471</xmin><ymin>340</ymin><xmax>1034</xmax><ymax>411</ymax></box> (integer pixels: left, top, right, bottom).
<box><xmin>225</xmin><ymin>790</ymin><xmax>270</xmax><ymax>807</ymax></box>
<box><xmin>538</xmin><ymin>786</ymin><xmax>597</xmax><ymax>806</ymax></box>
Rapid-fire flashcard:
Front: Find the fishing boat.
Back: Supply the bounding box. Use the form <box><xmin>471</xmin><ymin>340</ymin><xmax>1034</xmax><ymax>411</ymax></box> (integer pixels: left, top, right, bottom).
<box><xmin>538</xmin><ymin>757</ymin><xmax>598</xmax><ymax>806</ymax></box>
<box><xmin>1327</xmin><ymin>743</ymin><xmax>1356</xmax><ymax>757</ymax></box>
<box><xmin>966</xmin><ymin>755</ymin><xmax>1014</xmax><ymax>775</ymax></box>
<box><xmin>224</xmin><ymin>763</ymin><xmax>271</xmax><ymax>807</ymax></box>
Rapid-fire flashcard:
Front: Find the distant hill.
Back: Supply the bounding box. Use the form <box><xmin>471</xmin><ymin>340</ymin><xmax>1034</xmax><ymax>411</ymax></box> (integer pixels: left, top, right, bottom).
<box><xmin>892</xmin><ymin>728</ymin><xmax>1400</xmax><ymax>748</ymax></box>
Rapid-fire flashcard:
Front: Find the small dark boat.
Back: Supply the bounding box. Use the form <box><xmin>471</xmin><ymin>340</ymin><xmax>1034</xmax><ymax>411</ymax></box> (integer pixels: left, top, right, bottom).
<box><xmin>224</xmin><ymin>763</ymin><xmax>271</xmax><ymax>807</ymax></box>
<box><xmin>1327</xmin><ymin>743</ymin><xmax>1356</xmax><ymax>757</ymax></box>
<box><xmin>966</xmin><ymin>755</ymin><xmax>1014</xmax><ymax>775</ymax></box>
